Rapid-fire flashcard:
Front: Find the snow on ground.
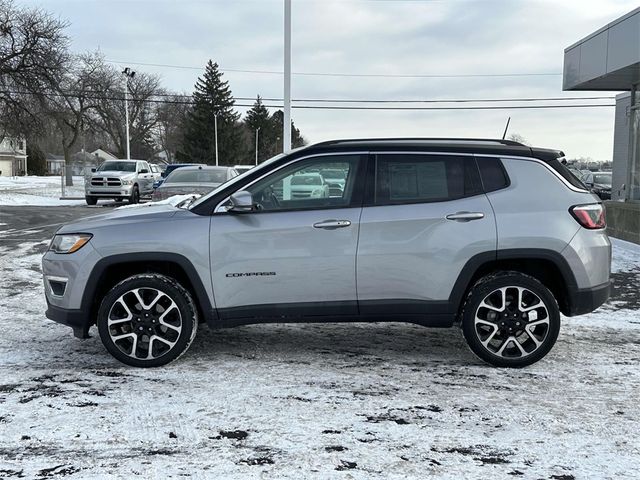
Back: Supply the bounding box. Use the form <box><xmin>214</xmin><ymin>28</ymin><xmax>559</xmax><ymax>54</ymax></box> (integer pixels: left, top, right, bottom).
<box><xmin>0</xmin><ymin>176</ymin><xmax>87</xmax><ymax>206</ymax></box>
<box><xmin>0</xmin><ymin>239</ymin><xmax>639</xmax><ymax>479</ymax></box>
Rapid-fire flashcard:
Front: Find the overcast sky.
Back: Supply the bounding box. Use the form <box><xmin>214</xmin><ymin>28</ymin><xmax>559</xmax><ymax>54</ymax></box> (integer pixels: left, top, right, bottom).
<box><xmin>22</xmin><ymin>0</ymin><xmax>640</xmax><ymax>159</ymax></box>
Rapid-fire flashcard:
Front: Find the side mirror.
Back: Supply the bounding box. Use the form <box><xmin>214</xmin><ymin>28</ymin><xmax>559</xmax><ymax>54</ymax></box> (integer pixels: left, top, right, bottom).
<box><xmin>139</xmin><ymin>168</ymin><xmax>149</xmax><ymax>174</ymax></box>
<box><xmin>91</xmin><ymin>167</ymin><xmax>97</xmax><ymax>173</ymax></box>
<box><xmin>227</xmin><ymin>191</ymin><xmax>255</xmax><ymax>213</ymax></box>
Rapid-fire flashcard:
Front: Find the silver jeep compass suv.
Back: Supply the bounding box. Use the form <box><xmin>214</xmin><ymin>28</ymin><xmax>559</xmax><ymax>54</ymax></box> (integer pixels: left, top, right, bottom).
<box><xmin>43</xmin><ymin>139</ymin><xmax>611</xmax><ymax>368</ymax></box>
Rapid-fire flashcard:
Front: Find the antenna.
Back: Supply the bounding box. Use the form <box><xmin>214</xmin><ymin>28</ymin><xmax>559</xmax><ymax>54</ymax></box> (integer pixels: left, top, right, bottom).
<box><xmin>502</xmin><ymin>117</ymin><xmax>511</xmax><ymax>140</ymax></box>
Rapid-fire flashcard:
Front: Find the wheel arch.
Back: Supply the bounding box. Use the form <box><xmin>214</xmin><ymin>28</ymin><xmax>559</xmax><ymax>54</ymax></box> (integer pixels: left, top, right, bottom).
<box><xmin>82</xmin><ymin>253</ymin><xmax>216</xmax><ymax>330</ymax></box>
<box><xmin>450</xmin><ymin>249</ymin><xmax>578</xmax><ymax>319</ymax></box>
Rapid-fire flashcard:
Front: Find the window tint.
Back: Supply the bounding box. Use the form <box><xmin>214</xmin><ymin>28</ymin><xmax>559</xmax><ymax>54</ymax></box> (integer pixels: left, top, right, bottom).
<box><xmin>245</xmin><ymin>155</ymin><xmax>362</xmax><ymax>212</ymax></box>
<box><xmin>547</xmin><ymin>158</ymin><xmax>587</xmax><ymax>190</ymax></box>
<box><xmin>167</xmin><ymin>168</ymin><xmax>229</xmax><ymax>184</ymax></box>
<box><xmin>477</xmin><ymin>157</ymin><xmax>509</xmax><ymax>192</ymax></box>
<box><xmin>375</xmin><ymin>155</ymin><xmax>481</xmax><ymax>205</ymax></box>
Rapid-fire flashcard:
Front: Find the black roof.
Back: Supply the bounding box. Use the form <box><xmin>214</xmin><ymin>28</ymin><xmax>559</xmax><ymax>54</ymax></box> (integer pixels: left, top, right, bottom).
<box><xmin>297</xmin><ymin>138</ymin><xmax>564</xmax><ymax>162</ymax></box>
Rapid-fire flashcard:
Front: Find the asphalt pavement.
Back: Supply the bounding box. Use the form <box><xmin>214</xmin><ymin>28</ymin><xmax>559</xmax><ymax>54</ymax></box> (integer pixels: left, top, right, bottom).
<box><xmin>0</xmin><ymin>203</ymin><xmax>126</xmax><ymax>245</ymax></box>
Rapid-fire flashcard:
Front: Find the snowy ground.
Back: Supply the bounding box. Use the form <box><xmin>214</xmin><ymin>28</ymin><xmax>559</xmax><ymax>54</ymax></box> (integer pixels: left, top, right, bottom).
<box><xmin>0</xmin><ymin>232</ymin><xmax>639</xmax><ymax>478</ymax></box>
<box><xmin>0</xmin><ymin>176</ymin><xmax>88</xmax><ymax>206</ymax></box>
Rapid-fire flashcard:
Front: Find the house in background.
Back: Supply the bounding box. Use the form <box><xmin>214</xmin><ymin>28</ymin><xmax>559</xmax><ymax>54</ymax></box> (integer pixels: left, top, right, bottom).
<box><xmin>46</xmin><ymin>153</ymin><xmax>65</xmax><ymax>175</ymax></box>
<box><xmin>0</xmin><ymin>137</ymin><xmax>27</xmax><ymax>177</ymax></box>
<box><xmin>90</xmin><ymin>148</ymin><xmax>117</xmax><ymax>162</ymax></box>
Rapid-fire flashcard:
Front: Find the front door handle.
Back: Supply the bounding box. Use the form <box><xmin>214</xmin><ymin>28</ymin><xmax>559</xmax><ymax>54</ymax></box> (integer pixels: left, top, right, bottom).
<box><xmin>445</xmin><ymin>211</ymin><xmax>485</xmax><ymax>222</ymax></box>
<box><xmin>313</xmin><ymin>219</ymin><xmax>351</xmax><ymax>229</ymax></box>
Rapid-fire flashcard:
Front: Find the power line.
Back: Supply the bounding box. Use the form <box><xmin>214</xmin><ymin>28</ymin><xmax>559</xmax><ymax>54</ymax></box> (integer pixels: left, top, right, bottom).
<box><xmin>2</xmin><ymin>89</ymin><xmax>614</xmax><ymax>110</ymax></box>
<box><xmin>3</xmin><ymin>88</ymin><xmax>614</xmax><ymax>104</ymax></box>
<box><xmin>106</xmin><ymin>59</ymin><xmax>562</xmax><ymax>79</ymax></box>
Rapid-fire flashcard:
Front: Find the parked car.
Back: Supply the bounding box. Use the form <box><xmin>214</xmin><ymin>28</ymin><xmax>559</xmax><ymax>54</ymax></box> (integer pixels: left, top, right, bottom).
<box><xmin>153</xmin><ymin>163</ymin><xmax>205</xmax><ymax>189</ymax></box>
<box><xmin>152</xmin><ymin>166</ymin><xmax>239</xmax><ymax>202</ymax></box>
<box><xmin>284</xmin><ymin>172</ymin><xmax>329</xmax><ymax>199</ymax></box>
<box><xmin>320</xmin><ymin>168</ymin><xmax>348</xmax><ymax>197</ymax></box>
<box><xmin>149</xmin><ymin>163</ymin><xmax>163</xmax><ymax>182</ymax></box>
<box><xmin>85</xmin><ymin>159</ymin><xmax>154</xmax><ymax>205</ymax></box>
<box><xmin>44</xmin><ymin>138</ymin><xmax>610</xmax><ymax>368</ymax></box>
<box><xmin>234</xmin><ymin>165</ymin><xmax>254</xmax><ymax>174</ymax></box>
<box><xmin>581</xmin><ymin>171</ymin><xmax>612</xmax><ymax>200</ymax></box>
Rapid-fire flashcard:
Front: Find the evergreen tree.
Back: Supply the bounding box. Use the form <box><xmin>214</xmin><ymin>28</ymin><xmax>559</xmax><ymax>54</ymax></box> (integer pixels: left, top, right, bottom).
<box><xmin>178</xmin><ymin>60</ymin><xmax>244</xmax><ymax>165</ymax></box>
<box><xmin>26</xmin><ymin>143</ymin><xmax>47</xmax><ymax>175</ymax></box>
<box><xmin>270</xmin><ymin>110</ymin><xmax>306</xmax><ymax>153</ymax></box>
<box><xmin>244</xmin><ymin>96</ymin><xmax>274</xmax><ymax>163</ymax></box>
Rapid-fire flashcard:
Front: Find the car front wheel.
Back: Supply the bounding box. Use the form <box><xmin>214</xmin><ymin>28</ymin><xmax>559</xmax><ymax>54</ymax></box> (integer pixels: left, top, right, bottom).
<box><xmin>129</xmin><ymin>185</ymin><xmax>140</xmax><ymax>204</ymax></box>
<box><xmin>85</xmin><ymin>196</ymin><xmax>97</xmax><ymax>206</ymax></box>
<box><xmin>97</xmin><ymin>274</ymin><xmax>198</xmax><ymax>367</ymax></box>
<box><xmin>461</xmin><ymin>272</ymin><xmax>560</xmax><ymax>368</ymax></box>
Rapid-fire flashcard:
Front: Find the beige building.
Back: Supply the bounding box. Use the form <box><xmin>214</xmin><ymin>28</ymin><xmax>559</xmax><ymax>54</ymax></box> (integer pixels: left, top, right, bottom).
<box><xmin>0</xmin><ymin>137</ymin><xmax>27</xmax><ymax>177</ymax></box>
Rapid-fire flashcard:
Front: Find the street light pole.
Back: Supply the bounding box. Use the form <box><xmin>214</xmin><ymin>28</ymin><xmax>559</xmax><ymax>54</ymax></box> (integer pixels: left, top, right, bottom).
<box><xmin>122</xmin><ymin>67</ymin><xmax>136</xmax><ymax>160</ymax></box>
<box><xmin>283</xmin><ymin>0</ymin><xmax>292</xmax><ymax>154</ymax></box>
<box><xmin>214</xmin><ymin>114</ymin><xmax>219</xmax><ymax>166</ymax></box>
<box><xmin>255</xmin><ymin>127</ymin><xmax>260</xmax><ymax>165</ymax></box>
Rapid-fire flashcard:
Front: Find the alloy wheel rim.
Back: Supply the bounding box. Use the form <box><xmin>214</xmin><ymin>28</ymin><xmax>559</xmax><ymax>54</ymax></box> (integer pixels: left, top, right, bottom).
<box><xmin>474</xmin><ymin>286</ymin><xmax>550</xmax><ymax>359</ymax></box>
<box><xmin>107</xmin><ymin>287</ymin><xmax>182</xmax><ymax>360</ymax></box>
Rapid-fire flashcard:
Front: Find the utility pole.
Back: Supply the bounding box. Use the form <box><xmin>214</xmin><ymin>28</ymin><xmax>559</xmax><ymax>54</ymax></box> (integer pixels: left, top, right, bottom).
<box><xmin>283</xmin><ymin>0</ymin><xmax>292</xmax><ymax>154</ymax></box>
<box><xmin>122</xmin><ymin>67</ymin><xmax>136</xmax><ymax>160</ymax></box>
<box><xmin>255</xmin><ymin>127</ymin><xmax>260</xmax><ymax>165</ymax></box>
<box><xmin>214</xmin><ymin>114</ymin><xmax>219</xmax><ymax>166</ymax></box>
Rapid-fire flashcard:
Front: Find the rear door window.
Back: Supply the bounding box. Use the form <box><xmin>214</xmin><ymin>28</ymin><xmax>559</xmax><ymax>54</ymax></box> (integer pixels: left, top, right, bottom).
<box><xmin>374</xmin><ymin>154</ymin><xmax>481</xmax><ymax>205</ymax></box>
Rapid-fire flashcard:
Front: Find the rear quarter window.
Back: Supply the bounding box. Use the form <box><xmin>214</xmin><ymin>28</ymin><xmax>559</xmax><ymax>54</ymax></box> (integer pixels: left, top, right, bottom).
<box><xmin>476</xmin><ymin>157</ymin><xmax>509</xmax><ymax>192</ymax></box>
<box><xmin>546</xmin><ymin>158</ymin><xmax>588</xmax><ymax>190</ymax></box>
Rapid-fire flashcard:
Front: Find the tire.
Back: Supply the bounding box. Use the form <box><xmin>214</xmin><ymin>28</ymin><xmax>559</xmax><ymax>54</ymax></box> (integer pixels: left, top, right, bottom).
<box><xmin>97</xmin><ymin>274</ymin><xmax>198</xmax><ymax>367</ymax></box>
<box><xmin>461</xmin><ymin>272</ymin><xmax>560</xmax><ymax>368</ymax></box>
<box><xmin>129</xmin><ymin>185</ymin><xmax>140</xmax><ymax>204</ymax></box>
<box><xmin>114</xmin><ymin>198</ymin><xmax>123</xmax><ymax>203</ymax></box>
<box><xmin>85</xmin><ymin>196</ymin><xmax>97</xmax><ymax>206</ymax></box>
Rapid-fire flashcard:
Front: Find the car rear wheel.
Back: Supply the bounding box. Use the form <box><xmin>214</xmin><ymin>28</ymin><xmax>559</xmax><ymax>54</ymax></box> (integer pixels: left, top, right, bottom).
<box><xmin>129</xmin><ymin>185</ymin><xmax>140</xmax><ymax>204</ymax></box>
<box><xmin>461</xmin><ymin>272</ymin><xmax>560</xmax><ymax>368</ymax></box>
<box><xmin>85</xmin><ymin>196</ymin><xmax>97</xmax><ymax>206</ymax></box>
<box><xmin>97</xmin><ymin>274</ymin><xmax>198</xmax><ymax>367</ymax></box>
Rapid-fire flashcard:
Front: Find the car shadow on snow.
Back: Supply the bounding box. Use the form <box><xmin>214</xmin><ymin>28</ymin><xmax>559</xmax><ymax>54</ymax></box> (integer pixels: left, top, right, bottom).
<box><xmin>48</xmin><ymin>321</ymin><xmax>479</xmax><ymax>369</ymax></box>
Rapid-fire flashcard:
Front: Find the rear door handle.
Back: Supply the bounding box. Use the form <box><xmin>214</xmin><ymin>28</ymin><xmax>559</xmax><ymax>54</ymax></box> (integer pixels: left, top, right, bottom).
<box><xmin>313</xmin><ymin>219</ymin><xmax>351</xmax><ymax>229</ymax></box>
<box><xmin>445</xmin><ymin>211</ymin><xmax>485</xmax><ymax>222</ymax></box>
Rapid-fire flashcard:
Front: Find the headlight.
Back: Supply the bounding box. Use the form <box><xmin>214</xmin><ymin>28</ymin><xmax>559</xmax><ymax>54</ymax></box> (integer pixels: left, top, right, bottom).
<box><xmin>49</xmin><ymin>234</ymin><xmax>93</xmax><ymax>254</ymax></box>
<box><xmin>121</xmin><ymin>179</ymin><xmax>133</xmax><ymax>185</ymax></box>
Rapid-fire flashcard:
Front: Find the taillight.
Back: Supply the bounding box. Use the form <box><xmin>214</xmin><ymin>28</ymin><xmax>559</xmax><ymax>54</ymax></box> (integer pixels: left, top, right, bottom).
<box><xmin>570</xmin><ymin>204</ymin><xmax>606</xmax><ymax>229</ymax></box>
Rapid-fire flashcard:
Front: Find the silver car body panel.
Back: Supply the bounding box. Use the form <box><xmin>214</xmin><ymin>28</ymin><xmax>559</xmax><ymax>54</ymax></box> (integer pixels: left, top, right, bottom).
<box><xmin>357</xmin><ymin>195</ymin><xmax>496</xmax><ymax>302</ymax></box>
<box><xmin>209</xmin><ymin>208</ymin><xmax>362</xmax><ymax>312</ymax></box>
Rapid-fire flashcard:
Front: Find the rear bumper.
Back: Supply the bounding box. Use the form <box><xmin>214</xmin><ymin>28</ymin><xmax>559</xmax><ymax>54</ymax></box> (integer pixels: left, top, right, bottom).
<box><xmin>566</xmin><ymin>281</ymin><xmax>610</xmax><ymax>316</ymax></box>
<box><xmin>45</xmin><ymin>300</ymin><xmax>91</xmax><ymax>338</ymax></box>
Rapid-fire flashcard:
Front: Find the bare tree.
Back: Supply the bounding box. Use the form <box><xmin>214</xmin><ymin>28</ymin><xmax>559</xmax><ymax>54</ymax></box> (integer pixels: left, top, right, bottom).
<box><xmin>0</xmin><ymin>0</ymin><xmax>68</xmax><ymax>139</ymax></box>
<box><xmin>155</xmin><ymin>94</ymin><xmax>190</xmax><ymax>163</ymax></box>
<box><xmin>91</xmin><ymin>68</ymin><xmax>164</xmax><ymax>159</ymax></box>
<box><xmin>33</xmin><ymin>52</ymin><xmax>106</xmax><ymax>185</ymax></box>
<box><xmin>508</xmin><ymin>133</ymin><xmax>531</xmax><ymax>146</ymax></box>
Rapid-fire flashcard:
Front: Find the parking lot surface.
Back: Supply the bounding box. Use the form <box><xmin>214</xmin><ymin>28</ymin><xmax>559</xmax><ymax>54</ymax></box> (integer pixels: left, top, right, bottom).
<box><xmin>0</xmin><ymin>207</ymin><xmax>639</xmax><ymax>479</ymax></box>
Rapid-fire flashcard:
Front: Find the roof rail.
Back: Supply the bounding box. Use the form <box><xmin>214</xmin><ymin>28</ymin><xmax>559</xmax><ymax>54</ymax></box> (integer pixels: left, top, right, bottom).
<box><xmin>312</xmin><ymin>137</ymin><xmax>526</xmax><ymax>147</ymax></box>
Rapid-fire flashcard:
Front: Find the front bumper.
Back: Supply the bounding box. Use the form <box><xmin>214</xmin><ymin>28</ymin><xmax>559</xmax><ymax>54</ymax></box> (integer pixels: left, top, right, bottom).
<box><xmin>566</xmin><ymin>281</ymin><xmax>610</xmax><ymax>316</ymax></box>
<box><xmin>85</xmin><ymin>184</ymin><xmax>133</xmax><ymax>197</ymax></box>
<box><xmin>45</xmin><ymin>300</ymin><xmax>90</xmax><ymax>338</ymax></box>
<box><xmin>42</xmin><ymin>243</ymin><xmax>101</xmax><ymax>337</ymax></box>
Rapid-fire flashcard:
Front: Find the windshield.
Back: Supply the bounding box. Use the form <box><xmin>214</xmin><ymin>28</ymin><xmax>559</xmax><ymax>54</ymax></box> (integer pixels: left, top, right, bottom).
<box><xmin>321</xmin><ymin>169</ymin><xmax>347</xmax><ymax>180</ymax></box>
<box><xmin>98</xmin><ymin>161</ymin><xmax>136</xmax><ymax>172</ymax></box>
<box><xmin>594</xmin><ymin>174</ymin><xmax>611</xmax><ymax>185</ymax></box>
<box><xmin>166</xmin><ymin>169</ymin><xmax>228</xmax><ymax>184</ymax></box>
<box><xmin>291</xmin><ymin>175</ymin><xmax>322</xmax><ymax>185</ymax></box>
<box><xmin>189</xmin><ymin>153</ymin><xmax>287</xmax><ymax>210</ymax></box>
